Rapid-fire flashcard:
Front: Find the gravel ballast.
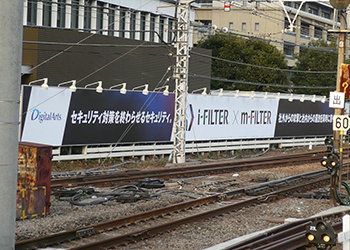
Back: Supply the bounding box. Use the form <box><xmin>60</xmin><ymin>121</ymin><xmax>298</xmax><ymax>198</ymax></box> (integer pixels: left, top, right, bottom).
<box><xmin>16</xmin><ymin>150</ymin><xmax>347</xmax><ymax>249</ymax></box>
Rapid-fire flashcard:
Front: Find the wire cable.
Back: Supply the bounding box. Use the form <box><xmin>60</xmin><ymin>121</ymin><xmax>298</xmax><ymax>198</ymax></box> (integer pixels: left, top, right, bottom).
<box><xmin>189</xmin><ymin>73</ymin><xmax>335</xmax><ymax>90</ymax></box>
<box><xmin>191</xmin><ymin>50</ymin><xmax>337</xmax><ymax>74</ymax></box>
<box><xmin>98</xmin><ymin>66</ymin><xmax>174</xmax><ymax>167</ymax></box>
<box><xmin>21</xmin><ymin>0</ymin><xmax>157</xmax><ymax>76</ymax></box>
<box><xmin>23</xmin><ymin>40</ymin><xmax>170</xmax><ymax>47</ymax></box>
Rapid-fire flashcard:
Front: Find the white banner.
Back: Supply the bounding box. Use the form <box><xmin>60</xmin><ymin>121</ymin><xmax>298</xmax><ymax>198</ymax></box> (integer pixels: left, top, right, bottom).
<box><xmin>185</xmin><ymin>94</ymin><xmax>279</xmax><ymax>140</ymax></box>
<box><xmin>21</xmin><ymin>86</ymin><xmax>72</xmax><ymax>146</ymax></box>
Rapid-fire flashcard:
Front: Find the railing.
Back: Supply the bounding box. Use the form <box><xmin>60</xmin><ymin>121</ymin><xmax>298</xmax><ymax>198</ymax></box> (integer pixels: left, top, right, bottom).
<box><xmin>52</xmin><ymin>136</ymin><xmax>327</xmax><ymax>161</ymax></box>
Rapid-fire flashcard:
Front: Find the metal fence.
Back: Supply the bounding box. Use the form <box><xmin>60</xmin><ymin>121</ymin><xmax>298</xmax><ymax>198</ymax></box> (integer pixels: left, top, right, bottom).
<box><xmin>52</xmin><ymin>136</ymin><xmax>327</xmax><ymax>161</ymax></box>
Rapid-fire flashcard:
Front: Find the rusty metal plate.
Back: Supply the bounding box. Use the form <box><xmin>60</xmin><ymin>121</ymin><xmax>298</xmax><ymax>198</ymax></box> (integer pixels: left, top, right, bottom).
<box><xmin>17</xmin><ymin>142</ymin><xmax>52</xmax><ymax>216</ymax></box>
<box><xmin>16</xmin><ymin>187</ymin><xmax>46</xmax><ymax>220</ymax></box>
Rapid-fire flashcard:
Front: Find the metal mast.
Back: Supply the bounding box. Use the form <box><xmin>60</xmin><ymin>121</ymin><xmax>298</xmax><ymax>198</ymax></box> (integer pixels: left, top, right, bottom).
<box><xmin>173</xmin><ymin>1</ymin><xmax>191</xmax><ymax>163</ymax></box>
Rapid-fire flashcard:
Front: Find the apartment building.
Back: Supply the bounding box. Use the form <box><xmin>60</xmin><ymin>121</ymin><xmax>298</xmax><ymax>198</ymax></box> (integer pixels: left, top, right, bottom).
<box><xmin>194</xmin><ymin>1</ymin><xmax>338</xmax><ymax>66</ymax></box>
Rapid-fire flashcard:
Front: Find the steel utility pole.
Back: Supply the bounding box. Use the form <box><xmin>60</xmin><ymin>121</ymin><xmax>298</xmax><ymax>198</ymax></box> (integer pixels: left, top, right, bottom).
<box><xmin>173</xmin><ymin>1</ymin><xmax>191</xmax><ymax>163</ymax></box>
<box><xmin>328</xmin><ymin>0</ymin><xmax>349</xmax><ymax>204</ymax></box>
<box><xmin>0</xmin><ymin>1</ymin><xmax>23</xmax><ymax>249</ymax></box>
<box><xmin>334</xmin><ymin>12</ymin><xmax>346</xmax><ymax>202</ymax></box>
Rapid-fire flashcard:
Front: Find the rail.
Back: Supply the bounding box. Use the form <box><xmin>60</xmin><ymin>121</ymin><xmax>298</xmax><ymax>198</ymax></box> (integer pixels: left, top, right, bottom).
<box><xmin>50</xmin><ymin>151</ymin><xmax>326</xmax><ymax>190</ymax></box>
<box><xmin>15</xmin><ymin>168</ymin><xmax>330</xmax><ymax>250</ymax></box>
<box><xmin>52</xmin><ymin>136</ymin><xmax>327</xmax><ymax>161</ymax></box>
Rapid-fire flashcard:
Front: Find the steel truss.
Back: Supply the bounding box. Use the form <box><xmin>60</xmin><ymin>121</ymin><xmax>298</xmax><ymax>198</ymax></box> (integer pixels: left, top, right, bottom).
<box><xmin>173</xmin><ymin>2</ymin><xmax>191</xmax><ymax>163</ymax></box>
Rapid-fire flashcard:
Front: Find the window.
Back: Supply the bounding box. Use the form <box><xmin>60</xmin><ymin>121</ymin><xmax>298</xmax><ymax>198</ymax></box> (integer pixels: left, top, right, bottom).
<box><xmin>284</xmin><ymin>42</ymin><xmax>295</xmax><ymax>57</ymax></box>
<box><xmin>242</xmin><ymin>22</ymin><xmax>246</xmax><ymax>32</ymax></box>
<box><xmin>314</xmin><ymin>26</ymin><xmax>323</xmax><ymax>39</ymax></box>
<box><xmin>141</xmin><ymin>14</ymin><xmax>146</xmax><ymax>40</ymax></box>
<box><xmin>284</xmin><ymin>17</ymin><xmax>290</xmax><ymax>29</ymax></box>
<box><xmin>229</xmin><ymin>22</ymin><xmax>233</xmax><ymax>30</ymax></box>
<box><xmin>43</xmin><ymin>1</ymin><xmax>52</xmax><ymax>27</ymax></box>
<box><xmin>293</xmin><ymin>2</ymin><xmax>306</xmax><ymax>11</ymax></box>
<box><xmin>71</xmin><ymin>0</ymin><xmax>79</xmax><ymax>29</ymax></box>
<box><xmin>308</xmin><ymin>6</ymin><xmax>318</xmax><ymax>15</ymax></box>
<box><xmin>300</xmin><ymin>21</ymin><xmax>309</xmax><ymax>37</ymax></box>
<box><xmin>108</xmin><ymin>7</ymin><xmax>115</xmax><ymax>36</ymax></box>
<box><xmin>84</xmin><ymin>0</ymin><xmax>92</xmax><ymax>30</ymax></box>
<box><xmin>160</xmin><ymin>18</ymin><xmax>165</xmax><ymax>40</ymax></box>
<box><xmin>27</xmin><ymin>0</ymin><xmax>37</xmax><ymax>25</ymax></box>
<box><xmin>150</xmin><ymin>15</ymin><xmax>155</xmax><ymax>42</ymax></box>
<box><xmin>119</xmin><ymin>9</ymin><xmax>126</xmax><ymax>37</ymax></box>
<box><xmin>255</xmin><ymin>23</ymin><xmax>259</xmax><ymax>32</ymax></box>
<box><xmin>242</xmin><ymin>1</ymin><xmax>247</xmax><ymax>7</ymax></box>
<box><xmin>321</xmin><ymin>10</ymin><xmax>331</xmax><ymax>19</ymax></box>
<box><xmin>130</xmin><ymin>13</ymin><xmax>136</xmax><ymax>39</ymax></box>
<box><xmin>57</xmin><ymin>0</ymin><xmax>66</xmax><ymax>28</ymax></box>
<box><xmin>96</xmin><ymin>2</ymin><xmax>104</xmax><ymax>34</ymax></box>
<box><xmin>168</xmin><ymin>20</ymin><xmax>174</xmax><ymax>42</ymax></box>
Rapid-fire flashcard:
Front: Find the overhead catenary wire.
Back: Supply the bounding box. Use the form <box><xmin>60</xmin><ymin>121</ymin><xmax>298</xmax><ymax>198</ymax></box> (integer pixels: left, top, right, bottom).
<box><xmin>23</xmin><ymin>31</ymin><xmax>343</xmax><ymax>54</ymax></box>
<box><xmin>98</xmin><ymin>65</ymin><xmax>174</xmax><ymax>167</ymax></box>
<box><xmin>24</xmin><ymin>8</ymin><xmax>340</xmax><ymax>55</ymax></box>
<box><xmin>20</xmin><ymin>0</ymin><xmax>336</xmax><ymax>118</ymax></box>
<box><xmin>20</xmin><ymin>0</ymin><xmax>174</xmax><ymax>112</ymax></box>
<box><xmin>20</xmin><ymin>1</ymin><xmax>178</xmax><ymax>123</ymax></box>
<box><xmin>233</xmin><ymin>0</ymin><xmax>336</xmax><ymax>32</ymax></box>
<box><xmin>21</xmin><ymin>0</ymin><xmax>336</xmax><ymax>161</ymax></box>
<box><xmin>27</xmin><ymin>1</ymin><xmax>339</xmax><ymax>54</ymax></box>
<box><xmin>195</xmin><ymin>1</ymin><xmax>344</xmax><ymax>52</ymax></box>
<box><xmin>208</xmin><ymin>0</ymin><xmax>334</xmax><ymax>34</ymax></box>
<box><xmin>189</xmin><ymin>73</ymin><xmax>335</xmax><ymax>90</ymax></box>
<box><xmin>190</xmin><ymin>50</ymin><xmax>337</xmax><ymax>74</ymax></box>
<box><xmin>21</xmin><ymin>0</ymin><xmax>157</xmax><ymax>76</ymax></box>
<box><xmin>22</xmin><ymin>40</ymin><xmax>171</xmax><ymax>47</ymax></box>
<box><xmin>21</xmin><ymin>0</ymin><xmax>338</xmax><ymax>99</ymax></box>
<box><xmin>196</xmin><ymin>27</ymin><xmax>341</xmax><ymax>53</ymax></box>
<box><xmin>23</xmin><ymin>0</ymin><xmax>341</xmax><ymax>71</ymax></box>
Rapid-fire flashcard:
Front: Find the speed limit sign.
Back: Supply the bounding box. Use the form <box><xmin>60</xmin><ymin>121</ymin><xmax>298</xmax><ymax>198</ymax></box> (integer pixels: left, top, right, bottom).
<box><xmin>333</xmin><ymin>115</ymin><xmax>350</xmax><ymax>131</ymax></box>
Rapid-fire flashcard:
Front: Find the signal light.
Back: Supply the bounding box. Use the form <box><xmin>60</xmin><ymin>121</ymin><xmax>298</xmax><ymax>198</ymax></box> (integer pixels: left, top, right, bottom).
<box><xmin>323</xmin><ymin>234</ymin><xmax>331</xmax><ymax>242</ymax></box>
<box><xmin>324</xmin><ymin>137</ymin><xmax>333</xmax><ymax>152</ymax></box>
<box><xmin>320</xmin><ymin>155</ymin><xmax>328</xmax><ymax>166</ymax></box>
<box><xmin>318</xmin><ymin>222</ymin><xmax>326</xmax><ymax>231</ymax></box>
<box><xmin>305</xmin><ymin>221</ymin><xmax>337</xmax><ymax>248</ymax></box>
<box><xmin>307</xmin><ymin>233</ymin><xmax>315</xmax><ymax>241</ymax></box>
<box><xmin>320</xmin><ymin>153</ymin><xmax>339</xmax><ymax>175</ymax></box>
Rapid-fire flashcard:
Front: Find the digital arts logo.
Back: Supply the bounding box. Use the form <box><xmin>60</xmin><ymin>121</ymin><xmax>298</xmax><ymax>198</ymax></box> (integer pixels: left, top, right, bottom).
<box><xmin>31</xmin><ymin>109</ymin><xmax>62</xmax><ymax>123</ymax></box>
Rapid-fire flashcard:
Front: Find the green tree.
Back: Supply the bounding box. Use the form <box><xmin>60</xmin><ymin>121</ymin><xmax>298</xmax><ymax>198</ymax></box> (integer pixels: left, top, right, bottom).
<box><xmin>196</xmin><ymin>32</ymin><xmax>289</xmax><ymax>92</ymax></box>
<box><xmin>291</xmin><ymin>39</ymin><xmax>338</xmax><ymax>96</ymax></box>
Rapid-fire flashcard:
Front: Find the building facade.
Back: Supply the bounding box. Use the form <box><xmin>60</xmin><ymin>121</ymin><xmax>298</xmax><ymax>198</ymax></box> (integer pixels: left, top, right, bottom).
<box><xmin>21</xmin><ymin>0</ymin><xmax>211</xmax><ymax>91</ymax></box>
<box><xmin>194</xmin><ymin>1</ymin><xmax>339</xmax><ymax>66</ymax></box>
<box><xmin>23</xmin><ymin>0</ymin><xmax>177</xmax><ymax>43</ymax></box>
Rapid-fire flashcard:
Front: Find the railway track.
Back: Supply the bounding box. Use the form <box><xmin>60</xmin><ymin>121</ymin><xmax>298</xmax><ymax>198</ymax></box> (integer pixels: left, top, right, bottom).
<box><xmin>66</xmin><ymin>174</ymin><xmax>334</xmax><ymax>250</ymax></box>
<box><xmin>224</xmin><ymin>214</ymin><xmax>344</xmax><ymax>250</ymax></box>
<box><xmin>51</xmin><ymin>150</ymin><xmax>328</xmax><ymax>190</ymax></box>
<box><xmin>16</xmin><ymin>168</ymin><xmax>332</xmax><ymax>250</ymax></box>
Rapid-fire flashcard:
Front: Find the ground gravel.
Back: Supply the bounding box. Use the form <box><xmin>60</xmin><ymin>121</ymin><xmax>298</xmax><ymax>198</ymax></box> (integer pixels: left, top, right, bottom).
<box><xmin>115</xmin><ymin>198</ymin><xmax>335</xmax><ymax>250</ymax></box>
<box><xmin>16</xmin><ymin>148</ymin><xmax>348</xmax><ymax>249</ymax></box>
